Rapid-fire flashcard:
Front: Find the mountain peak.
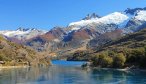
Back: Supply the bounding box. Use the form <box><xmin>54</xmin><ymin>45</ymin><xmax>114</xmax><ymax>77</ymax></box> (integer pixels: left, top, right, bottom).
<box><xmin>17</xmin><ymin>27</ymin><xmax>40</xmax><ymax>31</ymax></box>
<box><xmin>82</xmin><ymin>13</ymin><xmax>100</xmax><ymax>20</ymax></box>
<box><xmin>17</xmin><ymin>27</ymin><xmax>30</xmax><ymax>31</ymax></box>
<box><xmin>124</xmin><ymin>7</ymin><xmax>146</xmax><ymax>15</ymax></box>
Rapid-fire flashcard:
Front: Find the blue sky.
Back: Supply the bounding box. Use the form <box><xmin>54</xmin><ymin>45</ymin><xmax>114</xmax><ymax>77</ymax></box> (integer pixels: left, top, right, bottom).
<box><xmin>0</xmin><ymin>0</ymin><xmax>146</xmax><ymax>30</ymax></box>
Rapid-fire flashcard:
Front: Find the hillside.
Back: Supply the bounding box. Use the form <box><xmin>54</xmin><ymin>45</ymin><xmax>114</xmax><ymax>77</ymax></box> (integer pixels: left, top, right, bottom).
<box><xmin>98</xmin><ymin>28</ymin><xmax>146</xmax><ymax>51</ymax></box>
<box><xmin>69</xmin><ymin>28</ymin><xmax>146</xmax><ymax>69</ymax></box>
<box><xmin>91</xmin><ymin>28</ymin><xmax>146</xmax><ymax>69</ymax></box>
<box><xmin>0</xmin><ymin>36</ymin><xmax>51</xmax><ymax>67</ymax></box>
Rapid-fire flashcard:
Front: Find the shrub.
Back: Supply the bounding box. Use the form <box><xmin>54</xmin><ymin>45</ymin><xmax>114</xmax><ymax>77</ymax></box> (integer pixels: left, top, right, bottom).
<box><xmin>0</xmin><ymin>53</ymin><xmax>10</xmax><ymax>61</ymax></box>
<box><xmin>92</xmin><ymin>52</ymin><xmax>113</xmax><ymax>68</ymax></box>
<box><xmin>127</xmin><ymin>48</ymin><xmax>145</xmax><ymax>64</ymax></box>
<box><xmin>113</xmin><ymin>53</ymin><xmax>126</xmax><ymax>68</ymax></box>
<box><xmin>101</xmin><ymin>56</ymin><xmax>113</xmax><ymax>67</ymax></box>
<box><xmin>0</xmin><ymin>44</ymin><xmax>4</xmax><ymax>49</ymax></box>
<box><xmin>0</xmin><ymin>53</ymin><xmax>4</xmax><ymax>61</ymax></box>
<box><xmin>91</xmin><ymin>54</ymin><xmax>100</xmax><ymax>66</ymax></box>
<box><xmin>139</xmin><ymin>47</ymin><xmax>146</xmax><ymax>68</ymax></box>
<box><xmin>144</xmin><ymin>46</ymin><xmax>146</xmax><ymax>55</ymax></box>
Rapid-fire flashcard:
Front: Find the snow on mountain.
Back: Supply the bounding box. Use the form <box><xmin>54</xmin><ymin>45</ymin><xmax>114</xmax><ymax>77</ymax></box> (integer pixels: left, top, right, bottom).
<box><xmin>0</xmin><ymin>28</ymin><xmax>47</xmax><ymax>40</ymax></box>
<box><xmin>124</xmin><ymin>7</ymin><xmax>146</xmax><ymax>15</ymax></box>
<box><xmin>98</xmin><ymin>12</ymin><xmax>129</xmax><ymax>24</ymax></box>
<box><xmin>69</xmin><ymin>18</ymin><xmax>98</xmax><ymax>27</ymax></box>
<box><xmin>68</xmin><ymin>9</ymin><xmax>146</xmax><ymax>34</ymax></box>
<box><xmin>68</xmin><ymin>12</ymin><xmax>129</xmax><ymax>33</ymax></box>
<box><xmin>135</xmin><ymin>10</ymin><xmax>146</xmax><ymax>21</ymax></box>
<box><xmin>69</xmin><ymin>12</ymin><xmax>129</xmax><ymax>27</ymax></box>
<box><xmin>124</xmin><ymin>7</ymin><xmax>146</xmax><ymax>22</ymax></box>
<box><xmin>71</xmin><ymin>27</ymin><xmax>81</xmax><ymax>31</ymax></box>
<box><xmin>0</xmin><ymin>30</ymin><xmax>30</xmax><ymax>37</ymax></box>
<box><xmin>122</xmin><ymin>10</ymin><xmax>146</xmax><ymax>34</ymax></box>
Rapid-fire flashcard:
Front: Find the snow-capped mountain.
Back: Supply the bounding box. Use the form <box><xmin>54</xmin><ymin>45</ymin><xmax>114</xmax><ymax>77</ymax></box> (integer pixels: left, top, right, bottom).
<box><xmin>123</xmin><ymin>8</ymin><xmax>146</xmax><ymax>33</ymax></box>
<box><xmin>25</xmin><ymin>6</ymin><xmax>146</xmax><ymax>55</ymax></box>
<box><xmin>67</xmin><ymin>7</ymin><xmax>146</xmax><ymax>34</ymax></box>
<box><xmin>0</xmin><ymin>28</ymin><xmax>47</xmax><ymax>41</ymax></box>
<box><xmin>67</xmin><ymin>12</ymin><xmax>130</xmax><ymax>34</ymax></box>
<box><xmin>69</xmin><ymin>12</ymin><xmax>128</xmax><ymax>27</ymax></box>
<box><xmin>124</xmin><ymin>7</ymin><xmax>146</xmax><ymax>15</ymax></box>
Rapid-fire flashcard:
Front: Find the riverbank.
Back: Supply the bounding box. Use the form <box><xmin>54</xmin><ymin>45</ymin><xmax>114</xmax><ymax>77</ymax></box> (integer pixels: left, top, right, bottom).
<box><xmin>81</xmin><ymin>62</ymin><xmax>146</xmax><ymax>72</ymax></box>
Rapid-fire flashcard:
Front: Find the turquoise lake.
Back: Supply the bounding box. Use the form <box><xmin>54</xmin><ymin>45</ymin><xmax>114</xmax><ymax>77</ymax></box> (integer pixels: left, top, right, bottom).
<box><xmin>0</xmin><ymin>60</ymin><xmax>146</xmax><ymax>84</ymax></box>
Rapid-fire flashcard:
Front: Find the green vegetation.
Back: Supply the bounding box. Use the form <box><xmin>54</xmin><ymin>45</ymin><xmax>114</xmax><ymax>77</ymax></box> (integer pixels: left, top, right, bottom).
<box><xmin>92</xmin><ymin>52</ymin><xmax>113</xmax><ymax>68</ymax></box>
<box><xmin>91</xmin><ymin>47</ymin><xmax>146</xmax><ymax>69</ymax></box>
<box><xmin>113</xmin><ymin>53</ymin><xmax>126</xmax><ymax>68</ymax></box>
<box><xmin>91</xmin><ymin>51</ymin><xmax>126</xmax><ymax>68</ymax></box>
<box><xmin>67</xmin><ymin>50</ymin><xmax>93</xmax><ymax>61</ymax></box>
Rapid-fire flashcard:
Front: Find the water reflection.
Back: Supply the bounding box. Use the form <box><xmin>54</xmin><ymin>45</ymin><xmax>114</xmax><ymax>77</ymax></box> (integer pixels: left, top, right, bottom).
<box><xmin>0</xmin><ymin>61</ymin><xmax>146</xmax><ymax>84</ymax></box>
<box><xmin>90</xmin><ymin>69</ymin><xmax>146</xmax><ymax>84</ymax></box>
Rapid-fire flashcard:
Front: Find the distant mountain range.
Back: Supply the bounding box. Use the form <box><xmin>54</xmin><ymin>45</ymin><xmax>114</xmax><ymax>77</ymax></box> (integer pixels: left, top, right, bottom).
<box><xmin>0</xmin><ymin>27</ymin><xmax>47</xmax><ymax>43</ymax></box>
<box><xmin>1</xmin><ymin>7</ymin><xmax>146</xmax><ymax>57</ymax></box>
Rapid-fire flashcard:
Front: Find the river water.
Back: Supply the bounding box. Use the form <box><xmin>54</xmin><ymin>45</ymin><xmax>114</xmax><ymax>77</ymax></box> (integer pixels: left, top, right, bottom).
<box><xmin>0</xmin><ymin>60</ymin><xmax>146</xmax><ymax>84</ymax></box>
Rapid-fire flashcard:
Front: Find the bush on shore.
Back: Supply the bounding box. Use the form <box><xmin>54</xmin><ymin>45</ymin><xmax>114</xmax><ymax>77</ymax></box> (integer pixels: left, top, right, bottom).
<box><xmin>91</xmin><ymin>46</ymin><xmax>146</xmax><ymax>69</ymax></box>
